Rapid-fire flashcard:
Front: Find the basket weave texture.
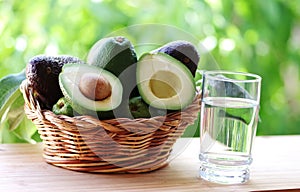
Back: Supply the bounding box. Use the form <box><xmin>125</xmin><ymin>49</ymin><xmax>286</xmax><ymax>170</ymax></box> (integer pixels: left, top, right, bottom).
<box><xmin>20</xmin><ymin>80</ymin><xmax>201</xmax><ymax>173</ymax></box>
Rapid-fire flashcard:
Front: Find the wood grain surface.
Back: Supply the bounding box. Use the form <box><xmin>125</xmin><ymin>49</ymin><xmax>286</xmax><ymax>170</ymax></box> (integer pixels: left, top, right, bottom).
<box><xmin>1</xmin><ymin>136</ymin><xmax>300</xmax><ymax>192</ymax></box>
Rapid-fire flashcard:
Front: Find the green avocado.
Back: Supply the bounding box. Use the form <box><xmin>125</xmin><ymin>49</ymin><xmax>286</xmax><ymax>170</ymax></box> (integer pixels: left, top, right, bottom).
<box><xmin>87</xmin><ymin>36</ymin><xmax>140</xmax><ymax>119</ymax></box>
<box><xmin>137</xmin><ymin>53</ymin><xmax>196</xmax><ymax>110</ymax></box>
<box><xmin>151</xmin><ymin>40</ymin><xmax>200</xmax><ymax>76</ymax></box>
<box><xmin>129</xmin><ymin>96</ymin><xmax>167</xmax><ymax>119</ymax></box>
<box><xmin>129</xmin><ymin>96</ymin><xmax>151</xmax><ymax>118</ymax></box>
<box><xmin>52</xmin><ymin>97</ymin><xmax>73</xmax><ymax>116</ymax></box>
<box><xmin>58</xmin><ymin>63</ymin><xmax>123</xmax><ymax>117</ymax></box>
<box><xmin>87</xmin><ymin>36</ymin><xmax>137</xmax><ymax>76</ymax></box>
<box><xmin>87</xmin><ymin>36</ymin><xmax>139</xmax><ymax>98</ymax></box>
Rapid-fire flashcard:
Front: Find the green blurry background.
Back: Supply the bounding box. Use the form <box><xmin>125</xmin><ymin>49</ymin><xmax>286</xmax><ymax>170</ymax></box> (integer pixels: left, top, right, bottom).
<box><xmin>1</xmin><ymin>0</ymin><xmax>300</xmax><ymax>142</ymax></box>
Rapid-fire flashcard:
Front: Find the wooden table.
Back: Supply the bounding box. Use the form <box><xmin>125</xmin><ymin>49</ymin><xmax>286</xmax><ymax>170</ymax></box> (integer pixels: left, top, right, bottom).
<box><xmin>1</xmin><ymin>136</ymin><xmax>300</xmax><ymax>192</ymax></box>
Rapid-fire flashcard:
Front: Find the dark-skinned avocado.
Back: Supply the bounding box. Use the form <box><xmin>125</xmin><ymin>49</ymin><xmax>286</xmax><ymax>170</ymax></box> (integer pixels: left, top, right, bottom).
<box><xmin>137</xmin><ymin>53</ymin><xmax>196</xmax><ymax>110</ymax></box>
<box><xmin>26</xmin><ymin>55</ymin><xmax>83</xmax><ymax>109</ymax></box>
<box><xmin>52</xmin><ymin>97</ymin><xmax>73</xmax><ymax>116</ymax></box>
<box><xmin>59</xmin><ymin>63</ymin><xmax>123</xmax><ymax>116</ymax></box>
<box><xmin>151</xmin><ymin>40</ymin><xmax>200</xmax><ymax>76</ymax></box>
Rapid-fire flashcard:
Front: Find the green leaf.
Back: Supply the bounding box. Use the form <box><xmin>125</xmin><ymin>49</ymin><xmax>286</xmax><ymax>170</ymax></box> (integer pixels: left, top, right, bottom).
<box><xmin>0</xmin><ymin>70</ymin><xmax>40</xmax><ymax>143</ymax></box>
<box><xmin>10</xmin><ymin>117</ymin><xmax>38</xmax><ymax>143</ymax></box>
<box><xmin>0</xmin><ymin>95</ymin><xmax>38</xmax><ymax>144</ymax></box>
<box><xmin>31</xmin><ymin>130</ymin><xmax>42</xmax><ymax>142</ymax></box>
<box><xmin>0</xmin><ymin>70</ymin><xmax>26</xmax><ymax>118</ymax></box>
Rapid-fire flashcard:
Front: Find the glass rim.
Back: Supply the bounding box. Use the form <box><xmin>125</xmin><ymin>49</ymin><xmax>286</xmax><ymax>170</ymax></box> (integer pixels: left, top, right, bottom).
<box><xmin>203</xmin><ymin>70</ymin><xmax>262</xmax><ymax>83</ymax></box>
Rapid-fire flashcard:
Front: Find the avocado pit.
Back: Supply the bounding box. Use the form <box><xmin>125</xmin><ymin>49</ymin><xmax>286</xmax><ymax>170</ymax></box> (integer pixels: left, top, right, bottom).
<box><xmin>79</xmin><ymin>73</ymin><xmax>112</xmax><ymax>101</ymax></box>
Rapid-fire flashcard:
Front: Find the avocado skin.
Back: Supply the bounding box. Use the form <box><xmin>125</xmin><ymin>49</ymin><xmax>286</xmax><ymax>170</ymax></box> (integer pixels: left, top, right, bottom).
<box><xmin>129</xmin><ymin>96</ymin><xmax>151</xmax><ymax>118</ymax></box>
<box><xmin>87</xmin><ymin>36</ymin><xmax>140</xmax><ymax>119</ymax></box>
<box><xmin>87</xmin><ymin>36</ymin><xmax>137</xmax><ymax>77</ymax></box>
<box><xmin>26</xmin><ymin>55</ymin><xmax>83</xmax><ymax>109</ymax></box>
<box><xmin>52</xmin><ymin>97</ymin><xmax>74</xmax><ymax>116</ymax></box>
<box><xmin>129</xmin><ymin>96</ymin><xmax>168</xmax><ymax>119</ymax></box>
<box><xmin>87</xmin><ymin>36</ymin><xmax>139</xmax><ymax>98</ymax></box>
<box><xmin>94</xmin><ymin>96</ymin><xmax>168</xmax><ymax>120</ymax></box>
<box><xmin>153</xmin><ymin>40</ymin><xmax>200</xmax><ymax>76</ymax></box>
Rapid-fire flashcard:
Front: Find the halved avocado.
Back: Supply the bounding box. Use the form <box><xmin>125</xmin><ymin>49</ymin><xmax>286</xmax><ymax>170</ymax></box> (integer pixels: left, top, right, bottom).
<box><xmin>137</xmin><ymin>53</ymin><xmax>196</xmax><ymax>110</ymax></box>
<box><xmin>59</xmin><ymin>63</ymin><xmax>123</xmax><ymax>115</ymax></box>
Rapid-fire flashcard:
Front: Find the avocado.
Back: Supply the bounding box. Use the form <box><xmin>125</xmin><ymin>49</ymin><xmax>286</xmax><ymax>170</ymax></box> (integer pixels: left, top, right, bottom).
<box><xmin>129</xmin><ymin>96</ymin><xmax>151</xmax><ymax>118</ymax></box>
<box><xmin>87</xmin><ymin>36</ymin><xmax>139</xmax><ymax>97</ymax></box>
<box><xmin>87</xmin><ymin>36</ymin><xmax>137</xmax><ymax>76</ymax></box>
<box><xmin>136</xmin><ymin>53</ymin><xmax>196</xmax><ymax>110</ymax></box>
<box><xmin>87</xmin><ymin>36</ymin><xmax>140</xmax><ymax>118</ymax></box>
<box><xmin>129</xmin><ymin>96</ymin><xmax>167</xmax><ymax>119</ymax></box>
<box><xmin>52</xmin><ymin>97</ymin><xmax>73</xmax><ymax>116</ymax></box>
<box><xmin>152</xmin><ymin>40</ymin><xmax>200</xmax><ymax>76</ymax></box>
<box><xmin>26</xmin><ymin>55</ymin><xmax>83</xmax><ymax>109</ymax></box>
<box><xmin>58</xmin><ymin>63</ymin><xmax>123</xmax><ymax>116</ymax></box>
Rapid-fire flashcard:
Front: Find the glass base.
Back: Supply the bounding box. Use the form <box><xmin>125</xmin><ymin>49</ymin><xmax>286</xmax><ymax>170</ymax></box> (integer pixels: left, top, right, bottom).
<box><xmin>199</xmin><ymin>162</ymin><xmax>250</xmax><ymax>184</ymax></box>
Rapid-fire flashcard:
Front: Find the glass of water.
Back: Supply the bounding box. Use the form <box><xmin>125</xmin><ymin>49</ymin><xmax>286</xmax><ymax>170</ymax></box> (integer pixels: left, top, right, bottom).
<box><xmin>199</xmin><ymin>70</ymin><xmax>262</xmax><ymax>184</ymax></box>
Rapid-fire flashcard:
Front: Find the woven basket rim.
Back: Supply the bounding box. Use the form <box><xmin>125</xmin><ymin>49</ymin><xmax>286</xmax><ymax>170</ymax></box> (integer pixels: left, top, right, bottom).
<box><xmin>20</xmin><ymin>79</ymin><xmax>201</xmax><ymax>122</ymax></box>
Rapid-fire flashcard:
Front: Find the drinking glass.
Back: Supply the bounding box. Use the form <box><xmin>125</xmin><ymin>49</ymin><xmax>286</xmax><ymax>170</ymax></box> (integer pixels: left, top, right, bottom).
<box><xmin>199</xmin><ymin>70</ymin><xmax>262</xmax><ymax>184</ymax></box>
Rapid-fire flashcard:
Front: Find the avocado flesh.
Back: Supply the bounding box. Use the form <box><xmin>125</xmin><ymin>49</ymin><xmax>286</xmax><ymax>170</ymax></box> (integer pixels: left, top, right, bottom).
<box><xmin>149</xmin><ymin>71</ymin><xmax>179</xmax><ymax>98</ymax></box>
<box><xmin>137</xmin><ymin>53</ymin><xmax>196</xmax><ymax>110</ymax></box>
<box><xmin>59</xmin><ymin>63</ymin><xmax>123</xmax><ymax>115</ymax></box>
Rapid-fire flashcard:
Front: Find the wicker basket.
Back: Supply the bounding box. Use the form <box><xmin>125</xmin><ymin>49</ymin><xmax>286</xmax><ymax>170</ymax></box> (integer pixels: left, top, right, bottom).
<box><xmin>20</xmin><ymin>80</ymin><xmax>201</xmax><ymax>173</ymax></box>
